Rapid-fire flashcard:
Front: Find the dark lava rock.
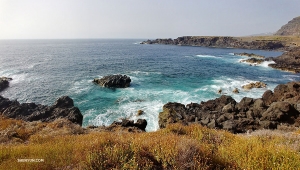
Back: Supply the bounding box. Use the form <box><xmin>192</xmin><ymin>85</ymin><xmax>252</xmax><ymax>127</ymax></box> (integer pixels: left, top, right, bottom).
<box><xmin>0</xmin><ymin>77</ymin><xmax>12</xmax><ymax>92</ymax></box>
<box><xmin>234</xmin><ymin>53</ymin><xmax>265</xmax><ymax>59</ymax></box>
<box><xmin>108</xmin><ymin>119</ymin><xmax>148</xmax><ymax>132</ymax></box>
<box><xmin>269</xmin><ymin>47</ymin><xmax>300</xmax><ymax>73</ymax></box>
<box><xmin>158</xmin><ymin>82</ymin><xmax>300</xmax><ymax>133</ymax></box>
<box><xmin>0</xmin><ymin>96</ymin><xmax>83</xmax><ymax>126</ymax></box>
<box><xmin>93</xmin><ymin>75</ymin><xmax>131</xmax><ymax>88</ymax></box>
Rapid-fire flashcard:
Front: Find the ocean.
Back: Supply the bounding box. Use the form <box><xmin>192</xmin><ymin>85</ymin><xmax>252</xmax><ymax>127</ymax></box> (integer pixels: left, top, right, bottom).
<box><xmin>0</xmin><ymin>39</ymin><xmax>299</xmax><ymax>131</ymax></box>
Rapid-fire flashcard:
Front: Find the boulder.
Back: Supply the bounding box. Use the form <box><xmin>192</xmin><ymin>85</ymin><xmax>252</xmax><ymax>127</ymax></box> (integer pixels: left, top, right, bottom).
<box><xmin>93</xmin><ymin>75</ymin><xmax>131</xmax><ymax>88</ymax></box>
<box><xmin>108</xmin><ymin>118</ymin><xmax>147</xmax><ymax>132</ymax></box>
<box><xmin>260</xmin><ymin>102</ymin><xmax>299</xmax><ymax>122</ymax></box>
<box><xmin>158</xmin><ymin>102</ymin><xmax>186</xmax><ymax>128</ymax></box>
<box><xmin>242</xmin><ymin>82</ymin><xmax>267</xmax><ymax>90</ymax></box>
<box><xmin>232</xmin><ymin>88</ymin><xmax>239</xmax><ymax>93</ymax></box>
<box><xmin>0</xmin><ymin>77</ymin><xmax>12</xmax><ymax>92</ymax></box>
<box><xmin>137</xmin><ymin>110</ymin><xmax>144</xmax><ymax>116</ymax></box>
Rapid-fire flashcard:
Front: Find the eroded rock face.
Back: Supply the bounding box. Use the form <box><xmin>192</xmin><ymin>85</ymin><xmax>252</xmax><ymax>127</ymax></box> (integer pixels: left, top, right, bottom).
<box><xmin>0</xmin><ymin>96</ymin><xmax>83</xmax><ymax>126</ymax></box>
<box><xmin>158</xmin><ymin>82</ymin><xmax>300</xmax><ymax>133</ymax></box>
<box><xmin>93</xmin><ymin>75</ymin><xmax>131</xmax><ymax>88</ymax></box>
<box><xmin>269</xmin><ymin>47</ymin><xmax>300</xmax><ymax>73</ymax></box>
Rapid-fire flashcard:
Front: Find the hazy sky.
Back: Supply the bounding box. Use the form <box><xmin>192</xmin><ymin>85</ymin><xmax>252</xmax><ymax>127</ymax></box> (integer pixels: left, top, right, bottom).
<box><xmin>1</xmin><ymin>0</ymin><xmax>300</xmax><ymax>39</ymax></box>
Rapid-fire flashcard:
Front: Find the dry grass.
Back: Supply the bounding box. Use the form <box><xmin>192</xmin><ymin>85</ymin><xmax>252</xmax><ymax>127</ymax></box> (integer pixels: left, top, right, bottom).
<box><xmin>0</xmin><ymin>117</ymin><xmax>300</xmax><ymax>169</ymax></box>
<box><xmin>238</xmin><ymin>35</ymin><xmax>300</xmax><ymax>47</ymax></box>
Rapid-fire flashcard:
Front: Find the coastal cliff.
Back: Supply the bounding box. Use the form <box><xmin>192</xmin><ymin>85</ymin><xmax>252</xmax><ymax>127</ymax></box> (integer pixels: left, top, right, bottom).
<box><xmin>141</xmin><ymin>36</ymin><xmax>285</xmax><ymax>50</ymax></box>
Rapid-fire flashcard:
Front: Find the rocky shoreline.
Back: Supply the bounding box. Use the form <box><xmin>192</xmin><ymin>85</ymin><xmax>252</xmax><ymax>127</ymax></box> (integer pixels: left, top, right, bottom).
<box><xmin>159</xmin><ymin>81</ymin><xmax>300</xmax><ymax>133</ymax></box>
<box><xmin>1</xmin><ymin>75</ymin><xmax>300</xmax><ymax>134</ymax></box>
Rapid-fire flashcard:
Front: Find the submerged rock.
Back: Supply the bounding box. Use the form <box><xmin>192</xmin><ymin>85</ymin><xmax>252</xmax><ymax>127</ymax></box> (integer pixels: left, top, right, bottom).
<box><xmin>93</xmin><ymin>75</ymin><xmax>131</xmax><ymax>88</ymax></box>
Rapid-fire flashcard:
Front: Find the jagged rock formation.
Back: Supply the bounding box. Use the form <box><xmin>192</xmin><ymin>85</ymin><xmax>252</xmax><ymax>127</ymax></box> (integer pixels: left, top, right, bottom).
<box><xmin>0</xmin><ymin>96</ymin><xmax>83</xmax><ymax>125</ymax></box>
<box><xmin>269</xmin><ymin>47</ymin><xmax>300</xmax><ymax>73</ymax></box>
<box><xmin>241</xmin><ymin>58</ymin><xmax>264</xmax><ymax>65</ymax></box>
<box><xmin>159</xmin><ymin>81</ymin><xmax>300</xmax><ymax>133</ymax></box>
<box><xmin>93</xmin><ymin>75</ymin><xmax>131</xmax><ymax>88</ymax></box>
<box><xmin>141</xmin><ymin>36</ymin><xmax>285</xmax><ymax>50</ymax></box>
<box><xmin>0</xmin><ymin>77</ymin><xmax>12</xmax><ymax>92</ymax></box>
<box><xmin>242</xmin><ymin>82</ymin><xmax>267</xmax><ymax>90</ymax></box>
<box><xmin>274</xmin><ymin>16</ymin><xmax>300</xmax><ymax>36</ymax></box>
<box><xmin>234</xmin><ymin>53</ymin><xmax>265</xmax><ymax>59</ymax></box>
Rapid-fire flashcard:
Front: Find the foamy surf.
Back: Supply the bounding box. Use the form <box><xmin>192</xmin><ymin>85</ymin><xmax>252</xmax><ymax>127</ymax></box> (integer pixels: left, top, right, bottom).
<box><xmin>196</xmin><ymin>54</ymin><xmax>219</xmax><ymax>58</ymax></box>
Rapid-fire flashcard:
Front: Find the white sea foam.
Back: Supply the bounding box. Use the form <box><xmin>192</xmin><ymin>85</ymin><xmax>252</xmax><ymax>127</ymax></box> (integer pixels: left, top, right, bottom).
<box><xmin>210</xmin><ymin>76</ymin><xmax>274</xmax><ymax>102</ymax></box>
<box><xmin>196</xmin><ymin>54</ymin><xmax>219</xmax><ymax>58</ymax></box>
<box><xmin>261</xmin><ymin>60</ymin><xmax>276</xmax><ymax>67</ymax></box>
<box><xmin>282</xmin><ymin>74</ymin><xmax>300</xmax><ymax>81</ymax></box>
<box><xmin>129</xmin><ymin>71</ymin><xmax>161</xmax><ymax>75</ymax></box>
<box><xmin>69</xmin><ymin>79</ymin><xmax>92</xmax><ymax>94</ymax></box>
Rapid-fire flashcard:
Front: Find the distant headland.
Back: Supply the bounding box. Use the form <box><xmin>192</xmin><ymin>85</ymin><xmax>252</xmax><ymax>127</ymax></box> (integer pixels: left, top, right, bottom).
<box><xmin>141</xmin><ymin>16</ymin><xmax>300</xmax><ymax>73</ymax></box>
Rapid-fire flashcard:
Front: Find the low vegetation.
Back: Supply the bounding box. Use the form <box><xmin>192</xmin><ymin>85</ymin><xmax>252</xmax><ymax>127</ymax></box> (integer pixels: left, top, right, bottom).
<box><xmin>0</xmin><ymin>116</ymin><xmax>300</xmax><ymax>169</ymax></box>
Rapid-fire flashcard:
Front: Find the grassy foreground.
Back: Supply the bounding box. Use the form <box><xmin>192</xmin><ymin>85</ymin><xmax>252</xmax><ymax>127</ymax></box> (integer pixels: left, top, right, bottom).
<box><xmin>0</xmin><ymin>117</ymin><xmax>300</xmax><ymax>170</ymax></box>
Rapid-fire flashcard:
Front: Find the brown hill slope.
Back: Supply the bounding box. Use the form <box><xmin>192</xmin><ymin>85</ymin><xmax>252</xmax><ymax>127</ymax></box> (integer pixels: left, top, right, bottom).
<box><xmin>275</xmin><ymin>16</ymin><xmax>300</xmax><ymax>36</ymax></box>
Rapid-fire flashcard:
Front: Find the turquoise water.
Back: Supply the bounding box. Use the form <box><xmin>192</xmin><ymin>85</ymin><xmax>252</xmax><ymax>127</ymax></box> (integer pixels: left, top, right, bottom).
<box><xmin>0</xmin><ymin>39</ymin><xmax>299</xmax><ymax>131</ymax></box>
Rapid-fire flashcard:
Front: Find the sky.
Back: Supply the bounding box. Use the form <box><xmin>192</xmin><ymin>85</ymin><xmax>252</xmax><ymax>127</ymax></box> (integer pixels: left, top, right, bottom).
<box><xmin>0</xmin><ymin>0</ymin><xmax>300</xmax><ymax>39</ymax></box>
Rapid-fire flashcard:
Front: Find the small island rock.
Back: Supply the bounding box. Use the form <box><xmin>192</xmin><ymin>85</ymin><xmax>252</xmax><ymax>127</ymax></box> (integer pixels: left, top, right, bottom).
<box><xmin>93</xmin><ymin>75</ymin><xmax>131</xmax><ymax>88</ymax></box>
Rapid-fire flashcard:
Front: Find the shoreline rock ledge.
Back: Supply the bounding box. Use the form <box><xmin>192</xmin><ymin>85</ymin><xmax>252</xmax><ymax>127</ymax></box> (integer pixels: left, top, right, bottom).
<box><xmin>0</xmin><ymin>96</ymin><xmax>83</xmax><ymax>126</ymax></box>
<box><xmin>93</xmin><ymin>75</ymin><xmax>131</xmax><ymax>88</ymax></box>
<box><xmin>159</xmin><ymin>81</ymin><xmax>300</xmax><ymax>133</ymax></box>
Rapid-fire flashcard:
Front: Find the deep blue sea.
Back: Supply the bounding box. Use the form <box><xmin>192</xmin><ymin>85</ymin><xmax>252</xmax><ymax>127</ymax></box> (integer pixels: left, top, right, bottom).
<box><xmin>0</xmin><ymin>39</ymin><xmax>299</xmax><ymax>131</ymax></box>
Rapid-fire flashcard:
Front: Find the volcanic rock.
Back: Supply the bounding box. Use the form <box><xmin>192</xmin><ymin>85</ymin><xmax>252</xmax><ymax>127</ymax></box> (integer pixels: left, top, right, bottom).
<box><xmin>242</xmin><ymin>82</ymin><xmax>267</xmax><ymax>90</ymax></box>
<box><xmin>234</xmin><ymin>53</ymin><xmax>265</xmax><ymax>59</ymax></box>
<box><xmin>269</xmin><ymin>47</ymin><xmax>300</xmax><ymax>73</ymax></box>
<box><xmin>107</xmin><ymin>119</ymin><xmax>147</xmax><ymax>132</ymax></box>
<box><xmin>0</xmin><ymin>96</ymin><xmax>83</xmax><ymax>126</ymax></box>
<box><xmin>0</xmin><ymin>77</ymin><xmax>12</xmax><ymax>92</ymax></box>
<box><xmin>93</xmin><ymin>75</ymin><xmax>131</xmax><ymax>88</ymax></box>
<box><xmin>158</xmin><ymin>81</ymin><xmax>300</xmax><ymax>133</ymax></box>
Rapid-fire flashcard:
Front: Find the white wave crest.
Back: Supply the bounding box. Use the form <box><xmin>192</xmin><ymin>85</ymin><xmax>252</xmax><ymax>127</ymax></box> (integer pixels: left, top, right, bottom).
<box><xmin>196</xmin><ymin>54</ymin><xmax>218</xmax><ymax>58</ymax></box>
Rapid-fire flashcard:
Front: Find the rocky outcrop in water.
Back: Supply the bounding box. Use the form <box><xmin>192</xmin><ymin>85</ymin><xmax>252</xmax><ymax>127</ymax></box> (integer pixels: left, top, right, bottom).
<box><xmin>269</xmin><ymin>47</ymin><xmax>300</xmax><ymax>73</ymax></box>
<box><xmin>159</xmin><ymin>82</ymin><xmax>300</xmax><ymax>133</ymax></box>
<box><xmin>0</xmin><ymin>77</ymin><xmax>12</xmax><ymax>92</ymax></box>
<box><xmin>0</xmin><ymin>96</ymin><xmax>83</xmax><ymax>126</ymax></box>
<box><xmin>141</xmin><ymin>36</ymin><xmax>285</xmax><ymax>50</ymax></box>
<box><xmin>234</xmin><ymin>53</ymin><xmax>265</xmax><ymax>59</ymax></box>
<box><xmin>242</xmin><ymin>82</ymin><xmax>267</xmax><ymax>90</ymax></box>
<box><xmin>93</xmin><ymin>75</ymin><xmax>131</xmax><ymax>88</ymax></box>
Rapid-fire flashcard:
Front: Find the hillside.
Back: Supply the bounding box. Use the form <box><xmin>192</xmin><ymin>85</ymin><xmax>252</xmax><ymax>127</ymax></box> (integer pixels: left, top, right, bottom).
<box><xmin>275</xmin><ymin>16</ymin><xmax>300</xmax><ymax>36</ymax></box>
